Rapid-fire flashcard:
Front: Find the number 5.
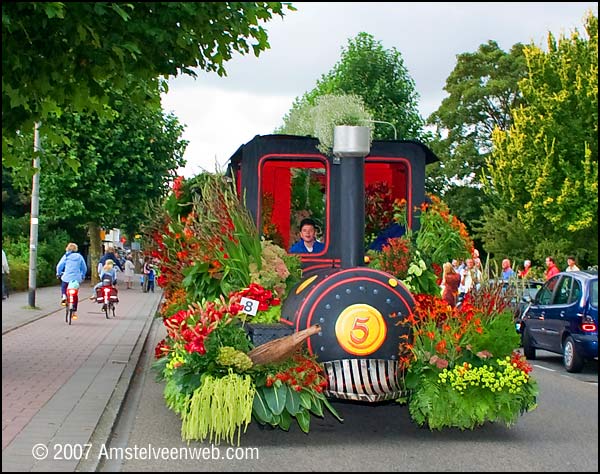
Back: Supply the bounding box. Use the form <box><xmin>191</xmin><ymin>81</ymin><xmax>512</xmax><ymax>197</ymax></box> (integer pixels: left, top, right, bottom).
<box><xmin>350</xmin><ymin>317</ymin><xmax>369</xmax><ymax>345</ymax></box>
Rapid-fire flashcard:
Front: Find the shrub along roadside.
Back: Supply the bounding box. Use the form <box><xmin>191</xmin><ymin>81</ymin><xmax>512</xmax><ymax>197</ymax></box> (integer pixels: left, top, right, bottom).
<box><xmin>3</xmin><ymin>221</ymin><xmax>72</xmax><ymax>291</ymax></box>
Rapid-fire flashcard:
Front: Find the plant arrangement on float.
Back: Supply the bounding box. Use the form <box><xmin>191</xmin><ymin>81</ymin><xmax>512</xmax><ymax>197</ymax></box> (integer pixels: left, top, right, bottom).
<box><xmin>145</xmin><ymin>173</ymin><xmax>538</xmax><ymax>445</ymax></box>
<box><xmin>367</xmin><ymin>195</ymin><xmax>538</xmax><ymax>428</ymax></box>
<box><xmin>148</xmin><ymin>173</ymin><xmax>339</xmax><ymax>444</ymax></box>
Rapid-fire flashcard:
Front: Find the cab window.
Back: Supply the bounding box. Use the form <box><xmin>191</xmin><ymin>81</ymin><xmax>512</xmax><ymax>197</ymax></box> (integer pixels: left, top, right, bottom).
<box><xmin>259</xmin><ymin>159</ymin><xmax>327</xmax><ymax>253</ymax></box>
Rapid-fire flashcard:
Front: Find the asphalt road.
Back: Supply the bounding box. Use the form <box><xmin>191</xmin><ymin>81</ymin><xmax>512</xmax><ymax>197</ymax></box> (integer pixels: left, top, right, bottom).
<box><xmin>100</xmin><ymin>317</ymin><xmax>598</xmax><ymax>472</ymax></box>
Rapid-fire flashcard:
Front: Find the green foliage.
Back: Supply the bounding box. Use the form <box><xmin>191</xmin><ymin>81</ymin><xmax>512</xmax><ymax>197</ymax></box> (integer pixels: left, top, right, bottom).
<box><xmin>424</xmin><ymin>40</ymin><xmax>528</xmax><ymax>250</ymax></box>
<box><xmin>181</xmin><ymin>261</ymin><xmax>224</xmax><ymax>304</ymax></box>
<box><xmin>407</xmin><ymin>367</ymin><xmax>538</xmax><ymax>430</ymax></box>
<box><xmin>472</xmin><ymin>207</ymin><xmax>537</xmax><ymax>264</ymax></box>
<box><xmin>2</xmin><ymin>2</ymin><xmax>296</xmax><ymax>160</ymax></box>
<box><xmin>205</xmin><ymin>321</ymin><xmax>253</xmax><ymax>359</ymax></box>
<box><xmin>3</xmin><ymin>222</ymin><xmax>71</xmax><ymax>290</ymax></box>
<box><xmin>247</xmin><ymin>351</ymin><xmax>342</xmax><ymax>433</ymax></box>
<box><xmin>4</xmin><ymin>85</ymin><xmax>187</xmax><ymax>257</ymax></box>
<box><xmin>402</xmin><ymin>251</ymin><xmax>441</xmax><ymax>296</ymax></box>
<box><xmin>398</xmin><ymin>291</ymin><xmax>538</xmax><ymax>429</ymax></box>
<box><xmin>415</xmin><ymin>197</ymin><xmax>472</xmax><ymax>265</ymax></box>
<box><xmin>426</xmin><ymin>40</ymin><xmax>528</xmax><ymax>189</ymax></box>
<box><xmin>291</xmin><ymin>169</ymin><xmax>326</xmax><ymax>228</ymax></box>
<box><xmin>251</xmin><ymin>381</ymin><xmax>342</xmax><ymax>433</ymax></box>
<box><xmin>278</xmin><ymin>32</ymin><xmax>425</xmax><ymax>141</ymax></box>
<box><xmin>483</xmin><ymin>12</ymin><xmax>598</xmax><ymax>266</ymax></box>
<box><xmin>163</xmin><ymin>377</ymin><xmax>190</xmax><ymax>416</ymax></box>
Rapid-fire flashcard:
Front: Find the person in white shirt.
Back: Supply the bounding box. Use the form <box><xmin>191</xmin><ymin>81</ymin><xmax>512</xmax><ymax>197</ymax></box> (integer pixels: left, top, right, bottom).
<box><xmin>124</xmin><ymin>255</ymin><xmax>136</xmax><ymax>289</ymax></box>
<box><xmin>2</xmin><ymin>249</ymin><xmax>9</xmax><ymax>300</ymax></box>
<box><xmin>459</xmin><ymin>258</ymin><xmax>482</xmax><ymax>301</ymax></box>
<box><xmin>565</xmin><ymin>256</ymin><xmax>580</xmax><ymax>272</ymax></box>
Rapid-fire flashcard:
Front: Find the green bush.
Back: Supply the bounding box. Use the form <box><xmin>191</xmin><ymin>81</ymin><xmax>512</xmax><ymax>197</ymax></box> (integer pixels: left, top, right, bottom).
<box><xmin>3</xmin><ymin>224</ymin><xmax>71</xmax><ymax>290</ymax></box>
<box><xmin>7</xmin><ymin>259</ymin><xmax>29</xmax><ymax>292</ymax></box>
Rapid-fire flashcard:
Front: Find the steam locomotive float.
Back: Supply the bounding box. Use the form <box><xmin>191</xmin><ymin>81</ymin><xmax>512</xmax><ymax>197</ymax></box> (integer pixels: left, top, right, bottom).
<box><xmin>227</xmin><ymin>128</ymin><xmax>439</xmax><ymax>402</ymax></box>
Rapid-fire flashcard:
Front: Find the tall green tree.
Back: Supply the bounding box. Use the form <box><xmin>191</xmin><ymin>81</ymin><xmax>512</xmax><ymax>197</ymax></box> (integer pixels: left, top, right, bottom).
<box><xmin>427</xmin><ymin>41</ymin><xmax>528</xmax><ymax>192</ymax></box>
<box><xmin>9</xmin><ymin>95</ymin><xmax>187</xmax><ymax>281</ymax></box>
<box><xmin>2</xmin><ymin>1</ymin><xmax>295</xmax><ymax>162</ymax></box>
<box><xmin>424</xmin><ymin>40</ymin><xmax>529</xmax><ymax>250</ymax></box>
<box><xmin>482</xmin><ymin>11</ymin><xmax>598</xmax><ymax>266</ymax></box>
<box><xmin>277</xmin><ymin>32</ymin><xmax>424</xmax><ymax>140</ymax></box>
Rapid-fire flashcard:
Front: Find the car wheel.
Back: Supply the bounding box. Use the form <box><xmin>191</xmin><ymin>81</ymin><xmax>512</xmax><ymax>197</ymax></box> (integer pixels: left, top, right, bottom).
<box><xmin>522</xmin><ymin>327</ymin><xmax>536</xmax><ymax>360</ymax></box>
<box><xmin>563</xmin><ymin>336</ymin><xmax>584</xmax><ymax>373</ymax></box>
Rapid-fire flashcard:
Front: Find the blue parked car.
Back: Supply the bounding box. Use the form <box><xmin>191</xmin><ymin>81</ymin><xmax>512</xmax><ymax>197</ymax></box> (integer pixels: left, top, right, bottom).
<box><xmin>520</xmin><ymin>270</ymin><xmax>598</xmax><ymax>372</ymax></box>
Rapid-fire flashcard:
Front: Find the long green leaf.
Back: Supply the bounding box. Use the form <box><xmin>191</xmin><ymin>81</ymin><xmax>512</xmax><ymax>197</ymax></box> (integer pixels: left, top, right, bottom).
<box><xmin>279</xmin><ymin>409</ymin><xmax>292</xmax><ymax>431</ymax></box>
<box><xmin>320</xmin><ymin>395</ymin><xmax>344</xmax><ymax>422</ymax></box>
<box><xmin>285</xmin><ymin>386</ymin><xmax>301</xmax><ymax>415</ymax></box>
<box><xmin>252</xmin><ymin>389</ymin><xmax>273</xmax><ymax>424</ymax></box>
<box><xmin>264</xmin><ymin>383</ymin><xmax>287</xmax><ymax>415</ymax></box>
<box><xmin>295</xmin><ymin>408</ymin><xmax>311</xmax><ymax>433</ymax></box>
<box><xmin>309</xmin><ymin>394</ymin><xmax>324</xmax><ymax>417</ymax></box>
<box><xmin>299</xmin><ymin>389</ymin><xmax>312</xmax><ymax>409</ymax></box>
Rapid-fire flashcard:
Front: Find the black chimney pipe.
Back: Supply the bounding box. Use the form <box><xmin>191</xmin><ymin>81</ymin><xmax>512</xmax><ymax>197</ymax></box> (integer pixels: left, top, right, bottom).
<box><xmin>333</xmin><ymin>126</ymin><xmax>371</xmax><ymax>269</ymax></box>
<box><xmin>340</xmin><ymin>157</ymin><xmax>365</xmax><ymax>268</ymax></box>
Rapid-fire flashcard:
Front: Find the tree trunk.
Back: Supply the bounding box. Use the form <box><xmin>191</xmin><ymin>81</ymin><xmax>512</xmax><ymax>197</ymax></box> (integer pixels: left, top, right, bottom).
<box><xmin>87</xmin><ymin>222</ymin><xmax>102</xmax><ymax>286</ymax></box>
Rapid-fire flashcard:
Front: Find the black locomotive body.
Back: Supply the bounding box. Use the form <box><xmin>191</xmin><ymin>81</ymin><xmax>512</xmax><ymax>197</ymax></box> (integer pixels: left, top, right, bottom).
<box><xmin>227</xmin><ymin>133</ymin><xmax>438</xmax><ymax>401</ymax></box>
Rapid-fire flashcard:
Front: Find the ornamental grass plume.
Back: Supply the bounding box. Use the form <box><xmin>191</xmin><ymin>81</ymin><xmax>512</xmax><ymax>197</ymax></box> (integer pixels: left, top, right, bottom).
<box><xmin>311</xmin><ymin>94</ymin><xmax>374</xmax><ymax>156</ymax></box>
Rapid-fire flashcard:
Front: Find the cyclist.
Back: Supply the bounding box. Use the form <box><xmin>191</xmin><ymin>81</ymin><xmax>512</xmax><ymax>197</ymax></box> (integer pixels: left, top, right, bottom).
<box><xmin>56</xmin><ymin>243</ymin><xmax>87</xmax><ymax>320</ymax></box>
<box><xmin>98</xmin><ymin>245</ymin><xmax>124</xmax><ymax>272</ymax></box>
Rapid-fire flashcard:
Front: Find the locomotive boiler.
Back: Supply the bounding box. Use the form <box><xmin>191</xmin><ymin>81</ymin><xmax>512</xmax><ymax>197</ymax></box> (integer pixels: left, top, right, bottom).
<box><xmin>227</xmin><ymin>128</ymin><xmax>439</xmax><ymax>401</ymax></box>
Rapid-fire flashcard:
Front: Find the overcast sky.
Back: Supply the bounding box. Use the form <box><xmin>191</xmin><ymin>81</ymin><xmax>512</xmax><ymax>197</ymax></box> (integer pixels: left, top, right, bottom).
<box><xmin>160</xmin><ymin>2</ymin><xmax>597</xmax><ymax>177</ymax></box>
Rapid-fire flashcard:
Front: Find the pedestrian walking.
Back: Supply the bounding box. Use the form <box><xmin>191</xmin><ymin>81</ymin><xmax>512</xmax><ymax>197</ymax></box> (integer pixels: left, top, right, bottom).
<box><xmin>124</xmin><ymin>255</ymin><xmax>135</xmax><ymax>289</ymax></box>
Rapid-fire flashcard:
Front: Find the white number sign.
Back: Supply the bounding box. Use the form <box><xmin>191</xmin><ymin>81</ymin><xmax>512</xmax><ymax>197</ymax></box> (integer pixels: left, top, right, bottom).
<box><xmin>239</xmin><ymin>297</ymin><xmax>259</xmax><ymax>316</ymax></box>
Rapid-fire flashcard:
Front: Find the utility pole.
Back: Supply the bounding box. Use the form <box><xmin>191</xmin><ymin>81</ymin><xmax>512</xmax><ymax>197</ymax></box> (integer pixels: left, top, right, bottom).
<box><xmin>28</xmin><ymin>122</ymin><xmax>41</xmax><ymax>307</ymax></box>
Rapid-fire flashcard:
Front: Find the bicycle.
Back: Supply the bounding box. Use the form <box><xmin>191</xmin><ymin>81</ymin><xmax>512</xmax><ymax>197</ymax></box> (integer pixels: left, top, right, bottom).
<box><xmin>65</xmin><ymin>281</ymin><xmax>79</xmax><ymax>325</ymax></box>
<box><xmin>95</xmin><ymin>277</ymin><xmax>118</xmax><ymax>319</ymax></box>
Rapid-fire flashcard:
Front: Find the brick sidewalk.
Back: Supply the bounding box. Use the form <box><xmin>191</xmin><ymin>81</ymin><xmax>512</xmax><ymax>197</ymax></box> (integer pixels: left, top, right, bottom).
<box><xmin>1</xmin><ymin>281</ymin><xmax>162</xmax><ymax>471</ymax></box>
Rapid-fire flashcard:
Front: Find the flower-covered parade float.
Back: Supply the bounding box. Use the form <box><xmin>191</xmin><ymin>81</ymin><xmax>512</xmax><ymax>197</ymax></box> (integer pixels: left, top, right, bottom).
<box><xmin>146</xmin><ymin>133</ymin><xmax>538</xmax><ymax>445</ymax></box>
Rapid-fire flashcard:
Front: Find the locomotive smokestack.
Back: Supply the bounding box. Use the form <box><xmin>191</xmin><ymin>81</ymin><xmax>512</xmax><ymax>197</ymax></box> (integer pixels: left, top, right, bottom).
<box><xmin>333</xmin><ymin>125</ymin><xmax>371</xmax><ymax>269</ymax></box>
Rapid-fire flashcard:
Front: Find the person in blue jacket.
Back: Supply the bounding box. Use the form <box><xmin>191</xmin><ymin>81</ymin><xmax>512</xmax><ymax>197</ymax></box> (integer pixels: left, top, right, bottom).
<box><xmin>368</xmin><ymin>222</ymin><xmax>405</xmax><ymax>251</ymax></box>
<box><xmin>289</xmin><ymin>218</ymin><xmax>325</xmax><ymax>254</ymax></box>
<box><xmin>56</xmin><ymin>242</ymin><xmax>87</xmax><ymax>317</ymax></box>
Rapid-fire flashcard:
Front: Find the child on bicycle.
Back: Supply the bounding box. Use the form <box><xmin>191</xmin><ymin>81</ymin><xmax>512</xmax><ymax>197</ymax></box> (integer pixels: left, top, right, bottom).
<box><xmin>91</xmin><ymin>260</ymin><xmax>119</xmax><ymax>298</ymax></box>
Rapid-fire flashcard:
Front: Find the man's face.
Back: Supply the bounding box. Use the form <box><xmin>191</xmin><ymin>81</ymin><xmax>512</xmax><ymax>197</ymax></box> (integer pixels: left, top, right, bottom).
<box><xmin>300</xmin><ymin>225</ymin><xmax>316</xmax><ymax>243</ymax></box>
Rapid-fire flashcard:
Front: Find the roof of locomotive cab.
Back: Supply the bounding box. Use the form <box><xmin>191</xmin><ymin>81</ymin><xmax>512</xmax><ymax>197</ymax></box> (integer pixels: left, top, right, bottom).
<box><xmin>227</xmin><ymin>134</ymin><xmax>440</xmax><ymax>170</ymax></box>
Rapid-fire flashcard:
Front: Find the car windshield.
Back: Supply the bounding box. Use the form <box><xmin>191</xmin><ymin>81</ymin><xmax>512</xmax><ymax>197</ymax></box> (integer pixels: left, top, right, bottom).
<box><xmin>591</xmin><ymin>280</ymin><xmax>598</xmax><ymax>308</ymax></box>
